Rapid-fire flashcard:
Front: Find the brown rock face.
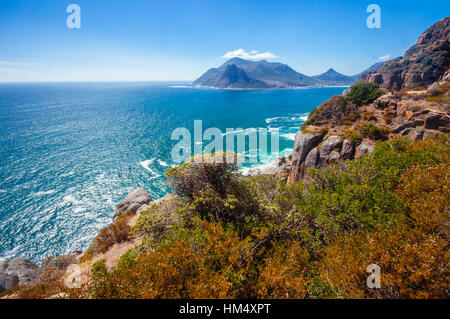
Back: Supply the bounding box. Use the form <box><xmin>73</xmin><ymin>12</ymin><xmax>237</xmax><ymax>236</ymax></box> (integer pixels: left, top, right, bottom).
<box><xmin>359</xmin><ymin>17</ymin><xmax>450</xmax><ymax>91</ymax></box>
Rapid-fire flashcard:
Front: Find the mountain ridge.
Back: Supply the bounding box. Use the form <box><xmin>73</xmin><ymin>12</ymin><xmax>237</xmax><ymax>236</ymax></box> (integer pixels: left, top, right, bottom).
<box><xmin>194</xmin><ymin>58</ymin><xmax>384</xmax><ymax>89</ymax></box>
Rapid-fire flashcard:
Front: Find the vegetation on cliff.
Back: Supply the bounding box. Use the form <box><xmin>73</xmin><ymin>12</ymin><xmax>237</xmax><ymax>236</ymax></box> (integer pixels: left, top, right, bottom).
<box><xmin>84</xmin><ymin>136</ymin><xmax>449</xmax><ymax>299</ymax></box>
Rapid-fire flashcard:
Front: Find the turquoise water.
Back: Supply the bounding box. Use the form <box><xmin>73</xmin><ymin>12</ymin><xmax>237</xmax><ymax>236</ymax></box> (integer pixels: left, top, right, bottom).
<box><xmin>0</xmin><ymin>82</ymin><xmax>345</xmax><ymax>262</ymax></box>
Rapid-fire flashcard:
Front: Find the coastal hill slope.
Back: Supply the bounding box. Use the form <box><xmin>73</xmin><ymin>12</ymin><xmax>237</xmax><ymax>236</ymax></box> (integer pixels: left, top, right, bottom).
<box><xmin>194</xmin><ymin>57</ymin><xmax>378</xmax><ymax>89</ymax></box>
<box><xmin>289</xmin><ymin>16</ymin><xmax>450</xmax><ymax>183</ymax></box>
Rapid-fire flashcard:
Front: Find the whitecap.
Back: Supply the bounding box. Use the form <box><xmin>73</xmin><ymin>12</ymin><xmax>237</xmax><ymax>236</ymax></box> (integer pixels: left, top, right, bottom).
<box><xmin>33</xmin><ymin>190</ymin><xmax>57</xmax><ymax>197</ymax></box>
<box><xmin>281</xmin><ymin>133</ymin><xmax>296</xmax><ymax>141</ymax></box>
<box><xmin>157</xmin><ymin>160</ymin><xmax>169</xmax><ymax>167</ymax></box>
<box><xmin>140</xmin><ymin>159</ymin><xmax>160</xmax><ymax>178</ymax></box>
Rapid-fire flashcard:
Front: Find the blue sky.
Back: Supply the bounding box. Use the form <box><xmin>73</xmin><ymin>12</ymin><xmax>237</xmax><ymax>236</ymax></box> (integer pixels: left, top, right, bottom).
<box><xmin>0</xmin><ymin>0</ymin><xmax>448</xmax><ymax>82</ymax></box>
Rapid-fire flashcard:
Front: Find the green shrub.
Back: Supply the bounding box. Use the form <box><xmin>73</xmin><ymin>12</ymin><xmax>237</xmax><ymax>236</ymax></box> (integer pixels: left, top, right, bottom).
<box><xmin>340</xmin><ymin>129</ymin><xmax>362</xmax><ymax>144</ymax></box>
<box><xmin>347</xmin><ymin>83</ymin><xmax>382</xmax><ymax>106</ymax></box>
<box><xmin>306</xmin><ymin>95</ymin><xmax>359</xmax><ymax>126</ymax></box>
<box><xmin>359</xmin><ymin>123</ymin><xmax>389</xmax><ymax>140</ymax></box>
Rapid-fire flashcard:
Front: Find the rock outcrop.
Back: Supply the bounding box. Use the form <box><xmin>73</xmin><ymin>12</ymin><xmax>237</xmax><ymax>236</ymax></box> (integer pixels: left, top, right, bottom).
<box><xmin>114</xmin><ymin>188</ymin><xmax>152</xmax><ymax>219</ymax></box>
<box><xmin>359</xmin><ymin>17</ymin><xmax>450</xmax><ymax>91</ymax></box>
<box><xmin>0</xmin><ymin>258</ymin><xmax>39</xmax><ymax>292</ymax></box>
<box><xmin>0</xmin><ymin>272</ymin><xmax>19</xmax><ymax>293</ymax></box>
<box><xmin>289</xmin><ymin>130</ymin><xmax>376</xmax><ymax>183</ymax></box>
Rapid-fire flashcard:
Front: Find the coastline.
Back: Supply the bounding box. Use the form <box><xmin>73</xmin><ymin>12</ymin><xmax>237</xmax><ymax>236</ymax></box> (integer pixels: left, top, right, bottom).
<box><xmin>193</xmin><ymin>84</ymin><xmax>350</xmax><ymax>91</ymax></box>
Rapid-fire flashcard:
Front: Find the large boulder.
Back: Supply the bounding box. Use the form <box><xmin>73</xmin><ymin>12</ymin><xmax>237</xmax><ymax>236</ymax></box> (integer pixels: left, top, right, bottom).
<box><xmin>341</xmin><ymin>139</ymin><xmax>355</xmax><ymax>160</ymax></box>
<box><xmin>317</xmin><ymin>135</ymin><xmax>343</xmax><ymax>168</ymax></box>
<box><xmin>0</xmin><ymin>272</ymin><xmax>19</xmax><ymax>293</ymax></box>
<box><xmin>114</xmin><ymin>188</ymin><xmax>152</xmax><ymax>219</ymax></box>
<box><xmin>355</xmin><ymin>142</ymin><xmax>376</xmax><ymax>159</ymax></box>
<box><xmin>0</xmin><ymin>258</ymin><xmax>39</xmax><ymax>288</ymax></box>
<box><xmin>289</xmin><ymin>131</ymin><xmax>325</xmax><ymax>182</ymax></box>
<box><xmin>304</xmin><ymin>147</ymin><xmax>319</xmax><ymax>171</ymax></box>
<box><xmin>424</xmin><ymin>113</ymin><xmax>450</xmax><ymax>130</ymax></box>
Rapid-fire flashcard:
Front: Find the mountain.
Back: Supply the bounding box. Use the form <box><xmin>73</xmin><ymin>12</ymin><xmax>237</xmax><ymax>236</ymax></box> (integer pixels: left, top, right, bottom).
<box><xmin>358</xmin><ymin>17</ymin><xmax>450</xmax><ymax>91</ymax></box>
<box><xmin>194</xmin><ymin>57</ymin><xmax>316</xmax><ymax>89</ymax></box>
<box><xmin>194</xmin><ymin>57</ymin><xmax>385</xmax><ymax>89</ymax></box>
<box><xmin>312</xmin><ymin>68</ymin><xmax>358</xmax><ymax>86</ymax></box>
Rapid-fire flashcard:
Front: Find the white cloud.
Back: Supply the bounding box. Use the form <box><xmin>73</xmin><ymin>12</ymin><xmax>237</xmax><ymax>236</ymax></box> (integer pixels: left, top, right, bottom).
<box><xmin>221</xmin><ymin>49</ymin><xmax>278</xmax><ymax>60</ymax></box>
<box><xmin>377</xmin><ymin>54</ymin><xmax>391</xmax><ymax>61</ymax></box>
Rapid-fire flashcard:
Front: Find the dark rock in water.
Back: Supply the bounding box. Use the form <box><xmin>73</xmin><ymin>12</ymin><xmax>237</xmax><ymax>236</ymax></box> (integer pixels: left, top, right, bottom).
<box><xmin>0</xmin><ymin>258</ymin><xmax>39</xmax><ymax>289</ymax></box>
<box><xmin>114</xmin><ymin>188</ymin><xmax>152</xmax><ymax>219</ymax></box>
<box><xmin>0</xmin><ymin>272</ymin><xmax>19</xmax><ymax>293</ymax></box>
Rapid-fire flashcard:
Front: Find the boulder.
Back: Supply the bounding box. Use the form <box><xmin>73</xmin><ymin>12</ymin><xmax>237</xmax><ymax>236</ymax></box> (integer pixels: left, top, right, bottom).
<box><xmin>114</xmin><ymin>188</ymin><xmax>152</xmax><ymax>219</ymax></box>
<box><xmin>340</xmin><ymin>139</ymin><xmax>355</xmax><ymax>160</ymax></box>
<box><xmin>408</xmin><ymin>128</ymin><xmax>424</xmax><ymax>142</ymax></box>
<box><xmin>424</xmin><ymin>113</ymin><xmax>450</xmax><ymax>130</ymax></box>
<box><xmin>318</xmin><ymin>136</ymin><xmax>343</xmax><ymax>168</ymax></box>
<box><xmin>0</xmin><ymin>258</ymin><xmax>39</xmax><ymax>287</ymax></box>
<box><xmin>289</xmin><ymin>131</ymin><xmax>325</xmax><ymax>183</ymax></box>
<box><xmin>393</xmin><ymin>121</ymin><xmax>416</xmax><ymax>134</ymax></box>
<box><xmin>0</xmin><ymin>272</ymin><xmax>19</xmax><ymax>293</ymax></box>
<box><xmin>355</xmin><ymin>142</ymin><xmax>375</xmax><ymax>159</ymax></box>
<box><xmin>304</xmin><ymin>148</ymin><xmax>319</xmax><ymax>170</ymax></box>
<box><xmin>329</xmin><ymin>150</ymin><xmax>342</xmax><ymax>164</ymax></box>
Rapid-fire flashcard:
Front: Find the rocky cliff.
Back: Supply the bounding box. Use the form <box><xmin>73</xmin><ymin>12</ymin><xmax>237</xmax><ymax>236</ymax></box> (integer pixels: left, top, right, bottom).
<box><xmin>359</xmin><ymin>17</ymin><xmax>450</xmax><ymax>91</ymax></box>
<box><xmin>289</xmin><ymin>17</ymin><xmax>450</xmax><ymax>183</ymax></box>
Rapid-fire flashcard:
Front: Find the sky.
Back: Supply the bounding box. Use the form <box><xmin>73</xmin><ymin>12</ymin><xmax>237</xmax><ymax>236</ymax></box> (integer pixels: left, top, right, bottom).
<box><xmin>0</xmin><ymin>0</ymin><xmax>449</xmax><ymax>82</ymax></box>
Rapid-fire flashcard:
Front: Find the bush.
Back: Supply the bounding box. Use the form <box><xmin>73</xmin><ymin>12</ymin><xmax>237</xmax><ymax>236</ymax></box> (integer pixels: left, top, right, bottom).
<box><xmin>166</xmin><ymin>153</ymin><xmax>238</xmax><ymax>199</ymax></box>
<box><xmin>75</xmin><ymin>136</ymin><xmax>450</xmax><ymax>299</ymax></box>
<box><xmin>340</xmin><ymin>129</ymin><xmax>362</xmax><ymax>144</ymax></box>
<box><xmin>359</xmin><ymin>123</ymin><xmax>389</xmax><ymax>140</ymax></box>
<box><xmin>134</xmin><ymin>196</ymin><xmax>185</xmax><ymax>242</ymax></box>
<box><xmin>306</xmin><ymin>95</ymin><xmax>359</xmax><ymax>126</ymax></box>
<box><xmin>255</xmin><ymin>241</ymin><xmax>310</xmax><ymax>298</ymax></box>
<box><xmin>321</xmin><ymin>224</ymin><xmax>449</xmax><ymax>298</ymax></box>
<box><xmin>81</xmin><ymin>212</ymin><xmax>133</xmax><ymax>261</ymax></box>
<box><xmin>347</xmin><ymin>83</ymin><xmax>382</xmax><ymax>107</ymax></box>
<box><xmin>89</xmin><ymin>220</ymin><xmax>254</xmax><ymax>299</ymax></box>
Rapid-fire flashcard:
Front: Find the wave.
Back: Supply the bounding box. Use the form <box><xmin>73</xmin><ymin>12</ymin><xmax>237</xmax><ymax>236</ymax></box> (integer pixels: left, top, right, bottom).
<box><xmin>140</xmin><ymin>158</ymin><xmax>160</xmax><ymax>178</ymax></box>
<box><xmin>32</xmin><ymin>190</ymin><xmax>57</xmax><ymax>197</ymax></box>
<box><xmin>281</xmin><ymin>133</ymin><xmax>296</xmax><ymax>141</ymax></box>
<box><xmin>157</xmin><ymin>160</ymin><xmax>169</xmax><ymax>167</ymax></box>
<box><xmin>264</xmin><ymin>113</ymin><xmax>309</xmax><ymax>126</ymax></box>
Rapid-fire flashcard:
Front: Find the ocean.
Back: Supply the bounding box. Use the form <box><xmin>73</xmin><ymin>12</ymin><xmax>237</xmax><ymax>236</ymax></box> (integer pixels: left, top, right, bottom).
<box><xmin>0</xmin><ymin>82</ymin><xmax>345</xmax><ymax>262</ymax></box>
